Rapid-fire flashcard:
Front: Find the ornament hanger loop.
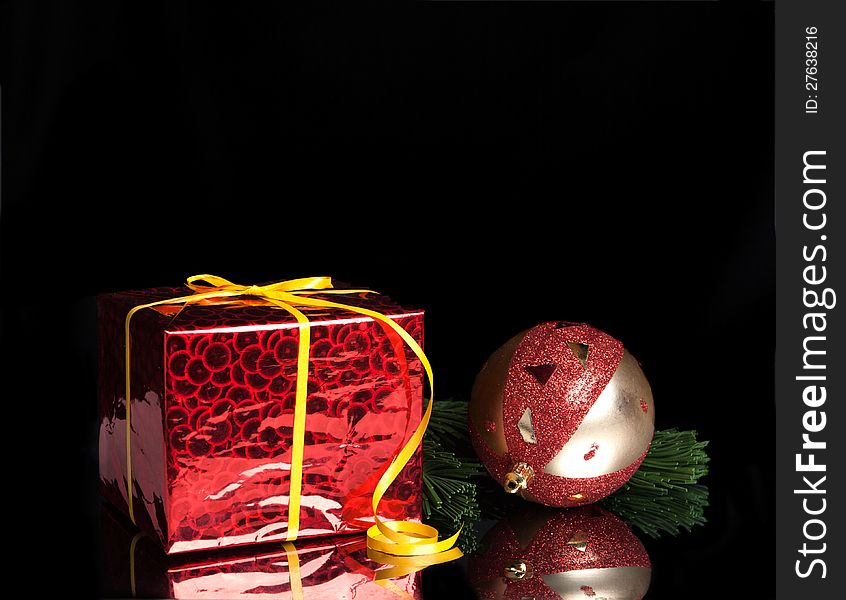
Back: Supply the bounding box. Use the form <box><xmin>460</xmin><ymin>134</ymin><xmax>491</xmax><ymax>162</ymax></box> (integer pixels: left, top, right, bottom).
<box><xmin>503</xmin><ymin>462</ymin><xmax>534</xmax><ymax>493</ymax></box>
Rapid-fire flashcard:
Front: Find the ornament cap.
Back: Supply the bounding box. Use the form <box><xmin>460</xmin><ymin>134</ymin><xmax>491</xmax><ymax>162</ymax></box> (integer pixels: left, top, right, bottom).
<box><xmin>503</xmin><ymin>559</ymin><xmax>533</xmax><ymax>580</ymax></box>
<box><xmin>503</xmin><ymin>462</ymin><xmax>534</xmax><ymax>493</ymax></box>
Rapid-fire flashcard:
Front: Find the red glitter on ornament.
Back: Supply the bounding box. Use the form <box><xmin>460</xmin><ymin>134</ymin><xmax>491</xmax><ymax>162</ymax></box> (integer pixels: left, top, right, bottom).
<box><xmin>581</xmin><ymin>585</ymin><xmax>596</xmax><ymax>597</ymax></box>
<box><xmin>584</xmin><ymin>443</ymin><xmax>599</xmax><ymax>461</ymax></box>
<box><xmin>502</xmin><ymin>323</ymin><xmax>624</xmax><ymax>478</ymax></box>
<box><xmin>640</xmin><ymin>399</ymin><xmax>648</xmax><ymax>413</ymax></box>
<box><xmin>484</xmin><ymin>420</ymin><xmax>496</xmax><ymax>433</ymax></box>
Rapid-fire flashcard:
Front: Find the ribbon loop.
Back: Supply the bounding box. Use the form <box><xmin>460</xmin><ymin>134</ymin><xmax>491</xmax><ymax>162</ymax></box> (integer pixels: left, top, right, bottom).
<box><xmin>123</xmin><ymin>275</ymin><xmax>460</xmax><ymax>574</ymax></box>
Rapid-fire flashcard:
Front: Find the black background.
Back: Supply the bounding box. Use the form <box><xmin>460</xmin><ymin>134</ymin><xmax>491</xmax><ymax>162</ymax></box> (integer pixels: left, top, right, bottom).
<box><xmin>1</xmin><ymin>3</ymin><xmax>773</xmax><ymax>598</ymax></box>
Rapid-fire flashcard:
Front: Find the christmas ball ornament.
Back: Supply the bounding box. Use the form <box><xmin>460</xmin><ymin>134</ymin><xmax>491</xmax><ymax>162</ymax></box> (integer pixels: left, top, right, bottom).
<box><xmin>469</xmin><ymin>322</ymin><xmax>654</xmax><ymax>506</ymax></box>
<box><xmin>468</xmin><ymin>506</ymin><xmax>651</xmax><ymax>600</ymax></box>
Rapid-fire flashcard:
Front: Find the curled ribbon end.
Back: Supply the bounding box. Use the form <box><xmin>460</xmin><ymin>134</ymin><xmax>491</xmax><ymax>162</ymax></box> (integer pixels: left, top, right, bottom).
<box><xmin>366</xmin><ymin>519</ymin><xmax>464</xmax><ymax>579</ymax></box>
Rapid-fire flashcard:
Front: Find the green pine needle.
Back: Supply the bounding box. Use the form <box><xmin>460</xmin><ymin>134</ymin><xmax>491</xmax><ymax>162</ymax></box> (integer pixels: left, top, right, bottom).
<box><xmin>425</xmin><ymin>399</ymin><xmax>476</xmax><ymax>450</ymax></box>
<box><xmin>422</xmin><ymin>400</ymin><xmax>484</xmax><ymax>553</ymax></box>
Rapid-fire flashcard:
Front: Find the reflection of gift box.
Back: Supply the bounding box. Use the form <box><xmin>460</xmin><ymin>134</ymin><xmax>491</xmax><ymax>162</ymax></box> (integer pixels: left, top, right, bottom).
<box><xmin>99</xmin><ymin>279</ymin><xmax>423</xmax><ymax>554</ymax></box>
<box><xmin>100</xmin><ymin>505</ymin><xmax>421</xmax><ymax>599</ymax></box>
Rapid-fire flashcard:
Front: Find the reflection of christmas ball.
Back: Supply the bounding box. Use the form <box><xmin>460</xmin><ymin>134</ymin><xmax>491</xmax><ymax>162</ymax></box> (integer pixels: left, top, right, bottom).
<box><xmin>468</xmin><ymin>506</ymin><xmax>651</xmax><ymax>600</ymax></box>
<box><xmin>469</xmin><ymin>322</ymin><xmax>654</xmax><ymax>506</ymax></box>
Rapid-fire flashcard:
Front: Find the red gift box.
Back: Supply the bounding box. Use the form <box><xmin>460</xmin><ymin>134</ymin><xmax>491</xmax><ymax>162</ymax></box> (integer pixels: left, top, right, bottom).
<box><xmin>100</xmin><ymin>505</ymin><xmax>421</xmax><ymax>599</ymax></box>
<box><xmin>99</xmin><ymin>278</ymin><xmax>424</xmax><ymax>554</ymax></box>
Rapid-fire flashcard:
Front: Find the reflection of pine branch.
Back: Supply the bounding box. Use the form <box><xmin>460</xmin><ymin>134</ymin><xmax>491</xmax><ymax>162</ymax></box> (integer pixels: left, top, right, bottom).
<box><xmin>332</xmin><ymin>431</ymin><xmax>356</xmax><ymax>479</ymax></box>
<box><xmin>332</xmin><ymin>416</ymin><xmax>390</xmax><ymax>479</ymax></box>
<box><xmin>600</xmin><ymin>428</ymin><xmax>710</xmax><ymax>537</ymax></box>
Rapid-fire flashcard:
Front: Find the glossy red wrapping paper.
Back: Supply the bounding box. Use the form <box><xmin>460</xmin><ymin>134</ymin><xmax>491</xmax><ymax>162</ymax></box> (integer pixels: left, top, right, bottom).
<box><xmin>101</xmin><ymin>506</ymin><xmax>421</xmax><ymax>599</ymax></box>
<box><xmin>99</xmin><ymin>285</ymin><xmax>423</xmax><ymax>554</ymax></box>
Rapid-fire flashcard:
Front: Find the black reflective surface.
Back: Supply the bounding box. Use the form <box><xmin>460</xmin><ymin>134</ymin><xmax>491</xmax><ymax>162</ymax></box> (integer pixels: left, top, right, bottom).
<box><xmin>4</xmin><ymin>3</ymin><xmax>773</xmax><ymax>598</ymax></box>
<box><xmin>98</xmin><ymin>493</ymin><xmax>720</xmax><ymax>599</ymax></box>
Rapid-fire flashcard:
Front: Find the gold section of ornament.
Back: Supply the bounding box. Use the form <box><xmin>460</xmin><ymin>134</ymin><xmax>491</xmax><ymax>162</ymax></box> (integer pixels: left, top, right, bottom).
<box><xmin>566</xmin><ymin>530</ymin><xmax>589</xmax><ymax>552</ymax></box>
<box><xmin>543</xmin><ymin>350</ymin><xmax>655</xmax><ymax>478</ymax></box>
<box><xmin>540</xmin><ymin>566</ymin><xmax>651</xmax><ymax>600</ymax></box>
<box><xmin>518</xmin><ymin>407</ymin><xmax>537</xmax><ymax>444</ymax></box>
<box><xmin>469</xmin><ymin>331</ymin><xmax>527</xmax><ymax>456</ymax></box>
<box><xmin>565</xmin><ymin>341</ymin><xmax>590</xmax><ymax>369</ymax></box>
<box><xmin>504</xmin><ymin>559</ymin><xmax>534</xmax><ymax>581</ymax></box>
<box><xmin>503</xmin><ymin>462</ymin><xmax>534</xmax><ymax>493</ymax></box>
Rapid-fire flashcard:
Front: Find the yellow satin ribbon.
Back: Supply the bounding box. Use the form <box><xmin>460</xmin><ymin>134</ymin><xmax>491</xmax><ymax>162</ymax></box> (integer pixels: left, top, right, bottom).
<box><xmin>123</xmin><ymin>275</ymin><xmax>461</xmax><ymax>571</ymax></box>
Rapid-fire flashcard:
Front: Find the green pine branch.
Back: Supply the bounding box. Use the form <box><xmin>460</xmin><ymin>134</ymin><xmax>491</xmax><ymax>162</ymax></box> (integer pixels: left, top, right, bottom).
<box><xmin>423</xmin><ymin>400</ymin><xmax>710</xmax><ymax>549</ymax></box>
<box><xmin>422</xmin><ymin>400</ymin><xmax>484</xmax><ymax>554</ymax></box>
<box><xmin>600</xmin><ymin>427</ymin><xmax>710</xmax><ymax>537</ymax></box>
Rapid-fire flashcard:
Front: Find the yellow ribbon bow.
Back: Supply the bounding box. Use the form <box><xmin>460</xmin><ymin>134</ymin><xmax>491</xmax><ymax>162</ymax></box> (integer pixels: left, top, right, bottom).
<box><xmin>124</xmin><ymin>275</ymin><xmax>462</xmax><ymax>579</ymax></box>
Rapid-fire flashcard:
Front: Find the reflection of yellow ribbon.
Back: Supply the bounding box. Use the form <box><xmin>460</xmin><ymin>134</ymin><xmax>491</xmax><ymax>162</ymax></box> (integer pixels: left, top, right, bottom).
<box><xmin>129</xmin><ymin>530</ymin><xmax>145</xmax><ymax>598</ymax></box>
<box><xmin>124</xmin><ymin>275</ymin><xmax>461</xmax><ymax>570</ymax></box>
<box><xmin>282</xmin><ymin>542</ymin><xmax>304</xmax><ymax>600</ymax></box>
<box><xmin>131</xmin><ymin>532</ymin><xmax>411</xmax><ymax>599</ymax></box>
